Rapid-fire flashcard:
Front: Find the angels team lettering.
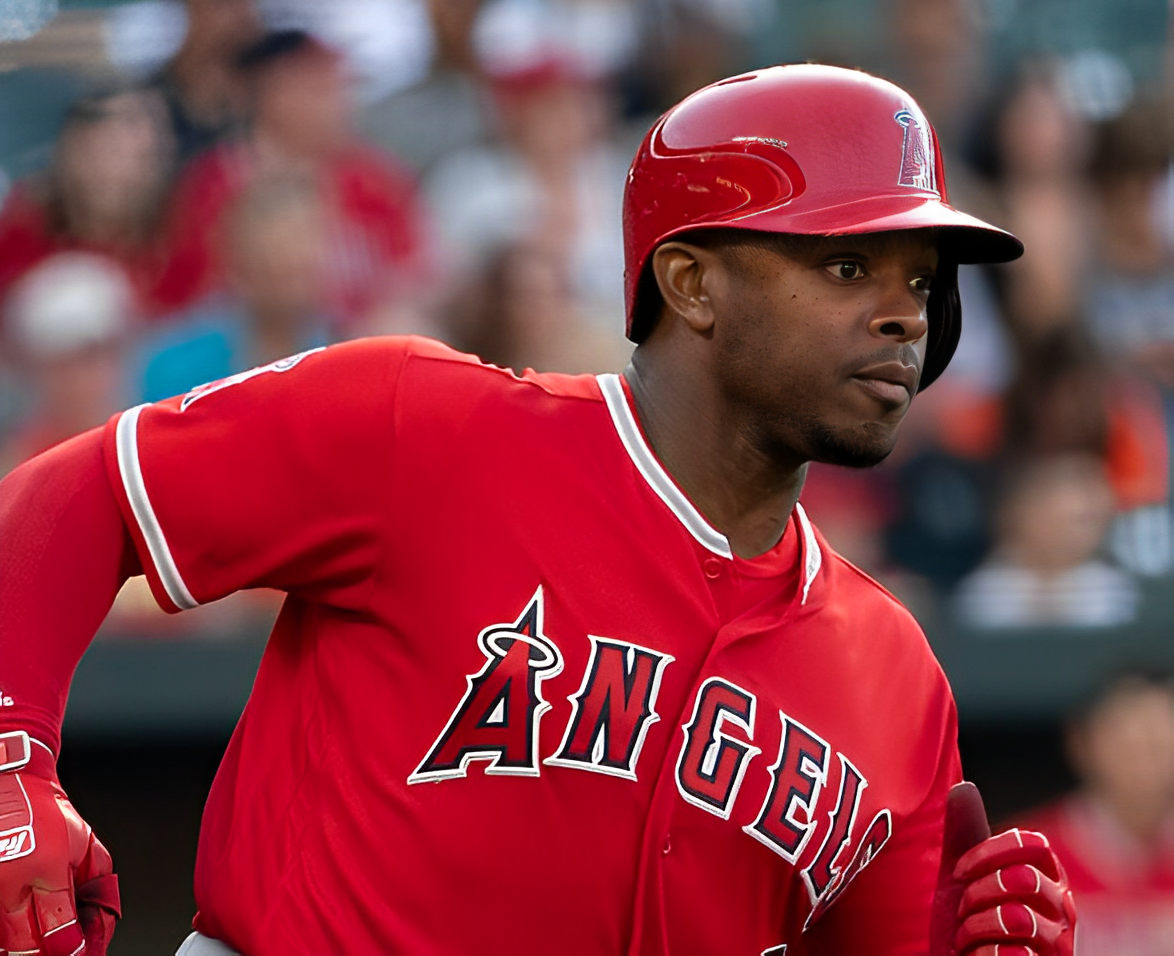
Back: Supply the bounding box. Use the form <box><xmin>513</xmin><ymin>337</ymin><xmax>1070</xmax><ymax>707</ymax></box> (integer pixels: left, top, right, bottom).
<box><xmin>545</xmin><ymin>636</ymin><xmax>674</xmax><ymax>779</ymax></box>
<box><xmin>408</xmin><ymin>588</ymin><xmax>563</xmax><ymax>782</ymax></box>
<box><xmin>410</xmin><ymin>589</ymin><xmax>890</xmax><ymax>925</ymax></box>
<box><xmin>676</xmin><ymin>677</ymin><xmax>760</xmax><ymax>819</ymax></box>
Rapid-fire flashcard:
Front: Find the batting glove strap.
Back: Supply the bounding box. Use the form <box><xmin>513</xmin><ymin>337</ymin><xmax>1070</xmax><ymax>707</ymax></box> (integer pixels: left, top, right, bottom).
<box><xmin>0</xmin><ymin>734</ymin><xmax>55</xmax><ymax>782</ymax></box>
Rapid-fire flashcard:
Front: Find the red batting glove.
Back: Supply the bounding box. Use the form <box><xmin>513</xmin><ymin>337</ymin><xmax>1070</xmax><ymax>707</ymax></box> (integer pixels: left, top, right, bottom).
<box><xmin>929</xmin><ymin>782</ymin><xmax>1076</xmax><ymax>956</ymax></box>
<box><xmin>0</xmin><ymin>732</ymin><xmax>120</xmax><ymax>956</ymax></box>
<box><xmin>951</xmin><ymin>828</ymin><xmax>1076</xmax><ymax>956</ymax></box>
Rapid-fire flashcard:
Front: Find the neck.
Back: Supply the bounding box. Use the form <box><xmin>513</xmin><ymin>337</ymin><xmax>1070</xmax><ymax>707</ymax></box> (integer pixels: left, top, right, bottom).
<box><xmin>625</xmin><ymin>345</ymin><xmax>807</xmax><ymax>559</ymax></box>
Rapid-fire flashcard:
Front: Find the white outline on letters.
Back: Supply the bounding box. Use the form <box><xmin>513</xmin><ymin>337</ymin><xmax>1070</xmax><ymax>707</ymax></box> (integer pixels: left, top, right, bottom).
<box><xmin>545</xmin><ymin>636</ymin><xmax>674</xmax><ymax>781</ymax></box>
<box><xmin>407</xmin><ymin>587</ymin><xmax>563</xmax><ymax>784</ymax></box>
<box><xmin>744</xmin><ymin>712</ymin><xmax>830</xmax><ymax>864</ymax></box>
<box><xmin>675</xmin><ymin>677</ymin><xmax>761</xmax><ymax>820</ymax></box>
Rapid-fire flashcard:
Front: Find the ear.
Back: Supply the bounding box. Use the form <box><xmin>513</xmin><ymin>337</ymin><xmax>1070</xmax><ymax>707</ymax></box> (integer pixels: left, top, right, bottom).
<box><xmin>650</xmin><ymin>242</ymin><xmax>719</xmax><ymax>334</ymax></box>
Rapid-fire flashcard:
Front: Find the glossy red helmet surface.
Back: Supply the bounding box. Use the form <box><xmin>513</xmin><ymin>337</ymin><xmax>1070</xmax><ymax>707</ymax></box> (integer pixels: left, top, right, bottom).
<box><xmin>623</xmin><ymin>64</ymin><xmax>1023</xmax><ymax>388</ymax></box>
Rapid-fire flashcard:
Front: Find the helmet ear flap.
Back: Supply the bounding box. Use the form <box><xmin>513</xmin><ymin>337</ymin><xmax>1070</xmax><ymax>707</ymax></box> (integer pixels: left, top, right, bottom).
<box><xmin>919</xmin><ymin>257</ymin><xmax>960</xmax><ymax>391</ymax></box>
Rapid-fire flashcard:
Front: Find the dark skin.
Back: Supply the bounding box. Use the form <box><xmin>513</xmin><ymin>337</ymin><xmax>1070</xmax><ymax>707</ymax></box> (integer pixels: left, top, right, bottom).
<box><xmin>626</xmin><ymin>230</ymin><xmax>938</xmax><ymax>558</ymax></box>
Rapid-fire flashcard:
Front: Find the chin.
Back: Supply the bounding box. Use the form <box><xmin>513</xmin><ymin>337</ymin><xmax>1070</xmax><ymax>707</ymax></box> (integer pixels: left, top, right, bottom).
<box><xmin>805</xmin><ymin>420</ymin><xmax>898</xmax><ymax>469</ymax></box>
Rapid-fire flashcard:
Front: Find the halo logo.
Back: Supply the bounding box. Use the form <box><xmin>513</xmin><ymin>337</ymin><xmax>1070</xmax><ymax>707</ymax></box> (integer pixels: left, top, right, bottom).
<box><xmin>894</xmin><ymin>109</ymin><xmax>937</xmax><ymax>194</ymax></box>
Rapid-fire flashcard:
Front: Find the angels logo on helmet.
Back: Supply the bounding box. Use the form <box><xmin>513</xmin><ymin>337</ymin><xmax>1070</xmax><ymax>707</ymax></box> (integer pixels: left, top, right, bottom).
<box><xmin>894</xmin><ymin>109</ymin><xmax>937</xmax><ymax>193</ymax></box>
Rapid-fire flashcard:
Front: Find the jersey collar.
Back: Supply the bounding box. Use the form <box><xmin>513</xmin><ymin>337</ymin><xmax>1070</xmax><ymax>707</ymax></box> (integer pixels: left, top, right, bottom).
<box><xmin>597</xmin><ymin>373</ymin><xmax>823</xmax><ymax>604</ymax></box>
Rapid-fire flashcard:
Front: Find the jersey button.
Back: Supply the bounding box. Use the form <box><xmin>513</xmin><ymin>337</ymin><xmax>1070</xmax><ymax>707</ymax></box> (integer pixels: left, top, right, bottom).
<box><xmin>663</xmin><ymin>834</ymin><xmax>672</xmax><ymax>855</ymax></box>
<box><xmin>703</xmin><ymin>558</ymin><xmax>723</xmax><ymax>579</ymax></box>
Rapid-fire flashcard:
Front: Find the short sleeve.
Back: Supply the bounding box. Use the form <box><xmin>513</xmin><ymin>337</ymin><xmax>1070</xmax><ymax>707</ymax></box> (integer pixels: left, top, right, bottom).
<box><xmin>103</xmin><ymin>338</ymin><xmax>407</xmax><ymax>613</ymax></box>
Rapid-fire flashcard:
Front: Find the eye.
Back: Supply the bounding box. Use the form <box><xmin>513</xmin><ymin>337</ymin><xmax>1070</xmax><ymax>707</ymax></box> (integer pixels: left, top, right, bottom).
<box><xmin>827</xmin><ymin>260</ymin><xmax>867</xmax><ymax>281</ymax></box>
<box><xmin>909</xmin><ymin>274</ymin><xmax>934</xmax><ymax>294</ymax></box>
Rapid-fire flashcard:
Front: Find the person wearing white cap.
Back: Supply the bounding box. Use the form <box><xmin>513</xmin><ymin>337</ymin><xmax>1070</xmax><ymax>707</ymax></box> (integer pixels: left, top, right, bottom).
<box><xmin>1</xmin><ymin>252</ymin><xmax>134</xmax><ymax>476</ymax></box>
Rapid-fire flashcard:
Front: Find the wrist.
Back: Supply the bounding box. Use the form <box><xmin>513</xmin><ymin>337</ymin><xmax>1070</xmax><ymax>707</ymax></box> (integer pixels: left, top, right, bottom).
<box><xmin>0</xmin><ymin>730</ymin><xmax>57</xmax><ymax>779</ymax></box>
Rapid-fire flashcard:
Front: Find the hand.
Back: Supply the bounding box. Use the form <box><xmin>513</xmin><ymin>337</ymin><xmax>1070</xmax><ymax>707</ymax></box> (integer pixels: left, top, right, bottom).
<box><xmin>930</xmin><ymin>782</ymin><xmax>1076</xmax><ymax>956</ymax></box>
<box><xmin>0</xmin><ymin>732</ymin><xmax>120</xmax><ymax>956</ymax></box>
<box><xmin>951</xmin><ymin>828</ymin><xmax>1076</xmax><ymax>956</ymax></box>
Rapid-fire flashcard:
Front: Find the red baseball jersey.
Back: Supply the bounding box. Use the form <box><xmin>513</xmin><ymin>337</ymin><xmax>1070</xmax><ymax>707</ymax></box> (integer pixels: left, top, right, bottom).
<box><xmin>103</xmin><ymin>336</ymin><xmax>961</xmax><ymax>955</ymax></box>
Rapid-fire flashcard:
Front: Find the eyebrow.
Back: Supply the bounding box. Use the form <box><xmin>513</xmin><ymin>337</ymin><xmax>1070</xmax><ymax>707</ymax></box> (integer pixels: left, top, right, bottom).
<box><xmin>816</xmin><ymin>248</ymin><xmax>938</xmax><ymax>267</ymax></box>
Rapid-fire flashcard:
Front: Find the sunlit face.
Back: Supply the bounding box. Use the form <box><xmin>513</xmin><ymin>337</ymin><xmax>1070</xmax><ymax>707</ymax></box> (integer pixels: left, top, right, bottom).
<box><xmin>704</xmin><ymin>230</ymin><xmax>938</xmax><ymax>469</ymax></box>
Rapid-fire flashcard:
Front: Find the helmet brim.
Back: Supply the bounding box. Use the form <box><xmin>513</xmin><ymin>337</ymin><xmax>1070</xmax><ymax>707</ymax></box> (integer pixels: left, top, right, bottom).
<box><xmin>726</xmin><ymin>195</ymin><xmax>1022</xmax><ymax>265</ymax></box>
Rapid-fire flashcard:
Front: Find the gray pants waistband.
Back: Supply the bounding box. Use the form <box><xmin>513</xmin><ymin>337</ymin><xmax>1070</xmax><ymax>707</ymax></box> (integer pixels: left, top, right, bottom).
<box><xmin>175</xmin><ymin>931</ymin><xmax>240</xmax><ymax>956</ymax></box>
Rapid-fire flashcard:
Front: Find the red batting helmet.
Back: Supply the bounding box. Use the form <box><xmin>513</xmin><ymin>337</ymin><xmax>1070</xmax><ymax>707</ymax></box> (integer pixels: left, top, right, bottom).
<box><xmin>623</xmin><ymin>64</ymin><xmax>1023</xmax><ymax>389</ymax></box>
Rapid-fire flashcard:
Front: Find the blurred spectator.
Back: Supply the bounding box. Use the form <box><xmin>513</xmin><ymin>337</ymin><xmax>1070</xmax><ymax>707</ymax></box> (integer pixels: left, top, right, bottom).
<box><xmin>630</xmin><ymin>0</ymin><xmax>763</xmax><ymax>114</ymax></box>
<box><xmin>1080</xmin><ymin>100</ymin><xmax>1174</xmax><ymax>577</ymax></box>
<box><xmin>444</xmin><ymin>241</ymin><xmax>629</xmax><ymax>374</ymax></box>
<box><xmin>137</xmin><ymin>174</ymin><xmax>333</xmax><ymax>403</ymax></box>
<box><xmin>1018</xmin><ymin>674</ymin><xmax>1174</xmax><ymax>953</ymax></box>
<box><xmin>360</xmin><ymin>0</ymin><xmax>490</xmax><ymax>175</ymax></box>
<box><xmin>161</xmin><ymin>30</ymin><xmax>432</xmax><ymax>331</ymax></box>
<box><xmin>996</xmin><ymin>67</ymin><xmax>1095</xmax><ymax>344</ymax></box>
<box><xmin>0</xmin><ymin>89</ymin><xmax>177</xmax><ymax>314</ymax></box>
<box><xmin>1002</xmin><ymin>324</ymin><xmax>1109</xmax><ymax>460</ymax></box>
<box><xmin>426</xmin><ymin>55</ymin><xmax>629</xmax><ymax>329</ymax></box>
<box><xmin>1086</xmin><ymin>99</ymin><xmax>1174</xmax><ymax>385</ymax></box>
<box><xmin>0</xmin><ymin>253</ymin><xmax>133</xmax><ymax>476</ymax></box>
<box><xmin>146</xmin><ymin>0</ymin><xmax>264</xmax><ymax>165</ymax></box>
<box><xmin>954</xmin><ymin>454</ymin><xmax>1139</xmax><ymax>628</ymax></box>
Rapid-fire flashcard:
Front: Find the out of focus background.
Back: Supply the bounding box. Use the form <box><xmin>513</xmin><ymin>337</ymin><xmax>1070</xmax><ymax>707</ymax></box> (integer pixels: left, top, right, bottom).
<box><xmin>2</xmin><ymin>0</ymin><xmax>1174</xmax><ymax>950</ymax></box>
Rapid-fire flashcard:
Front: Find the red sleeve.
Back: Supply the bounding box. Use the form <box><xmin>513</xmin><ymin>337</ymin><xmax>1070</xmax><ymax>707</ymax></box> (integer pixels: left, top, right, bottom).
<box><xmin>0</xmin><ymin>429</ymin><xmax>140</xmax><ymax>756</ymax></box>
<box><xmin>805</xmin><ymin>689</ymin><xmax>963</xmax><ymax>955</ymax></box>
<box><xmin>102</xmin><ymin>338</ymin><xmax>406</xmax><ymax>613</ymax></box>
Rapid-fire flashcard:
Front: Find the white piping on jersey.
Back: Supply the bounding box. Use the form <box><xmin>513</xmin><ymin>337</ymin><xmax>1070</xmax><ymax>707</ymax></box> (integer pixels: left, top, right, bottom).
<box><xmin>794</xmin><ymin>502</ymin><xmax>822</xmax><ymax>605</ymax></box>
<box><xmin>597</xmin><ymin>374</ymin><xmax>823</xmax><ymax>602</ymax></box>
<box><xmin>115</xmin><ymin>406</ymin><xmax>199</xmax><ymax>610</ymax></box>
<box><xmin>598</xmin><ymin>374</ymin><xmax>733</xmax><ymax>559</ymax></box>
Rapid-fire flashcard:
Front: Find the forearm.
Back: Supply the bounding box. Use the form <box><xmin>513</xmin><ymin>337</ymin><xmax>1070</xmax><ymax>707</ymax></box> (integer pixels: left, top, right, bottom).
<box><xmin>0</xmin><ymin>427</ymin><xmax>139</xmax><ymax>755</ymax></box>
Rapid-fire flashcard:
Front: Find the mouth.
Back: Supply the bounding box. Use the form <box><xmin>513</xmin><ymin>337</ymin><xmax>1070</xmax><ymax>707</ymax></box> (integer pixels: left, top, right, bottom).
<box><xmin>850</xmin><ymin>360</ymin><xmax>919</xmax><ymax>409</ymax></box>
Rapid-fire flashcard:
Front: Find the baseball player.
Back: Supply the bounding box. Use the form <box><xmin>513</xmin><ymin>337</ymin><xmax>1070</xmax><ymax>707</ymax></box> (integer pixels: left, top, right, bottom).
<box><xmin>0</xmin><ymin>65</ymin><xmax>1074</xmax><ymax>955</ymax></box>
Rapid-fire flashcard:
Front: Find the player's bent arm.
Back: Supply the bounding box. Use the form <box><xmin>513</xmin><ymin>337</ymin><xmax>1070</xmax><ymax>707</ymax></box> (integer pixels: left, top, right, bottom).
<box><xmin>0</xmin><ymin>428</ymin><xmax>134</xmax><ymax>953</ymax></box>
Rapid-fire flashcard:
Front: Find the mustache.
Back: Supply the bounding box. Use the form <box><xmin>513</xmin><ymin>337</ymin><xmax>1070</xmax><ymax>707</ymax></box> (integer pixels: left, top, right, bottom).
<box><xmin>845</xmin><ymin>343</ymin><xmax>923</xmax><ymax>376</ymax></box>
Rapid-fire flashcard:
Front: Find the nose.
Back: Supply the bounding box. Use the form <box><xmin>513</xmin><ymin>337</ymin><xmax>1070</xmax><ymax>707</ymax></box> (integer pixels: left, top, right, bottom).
<box><xmin>866</xmin><ymin>283</ymin><xmax>929</xmax><ymax>344</ymax></box>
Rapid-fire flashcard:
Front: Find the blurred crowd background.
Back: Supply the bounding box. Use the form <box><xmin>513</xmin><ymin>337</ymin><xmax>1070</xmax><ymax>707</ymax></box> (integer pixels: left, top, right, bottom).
<box><xmin>3</xmin><ymin>0</ymin><xmax>1174</xmax><ymax>951</ymax></box>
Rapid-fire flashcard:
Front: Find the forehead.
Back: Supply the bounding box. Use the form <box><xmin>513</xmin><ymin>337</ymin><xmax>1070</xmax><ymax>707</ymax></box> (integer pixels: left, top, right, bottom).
<box><xmin>705</xmin><ymin>228</ymin><xmax>940</xmax><ymax>274</ymax></box>
<box><xmin>774</xmin><ymin>229</ymin><xmax>940</xmax><ymax>260</ymax></box>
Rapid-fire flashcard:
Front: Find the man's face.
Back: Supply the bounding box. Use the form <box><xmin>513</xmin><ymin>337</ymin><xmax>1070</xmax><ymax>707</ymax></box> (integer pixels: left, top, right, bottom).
<box><xmin>705</xmin><ymin>230</ymin><xmax>938</xmax><ymax>469</ymax></box>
